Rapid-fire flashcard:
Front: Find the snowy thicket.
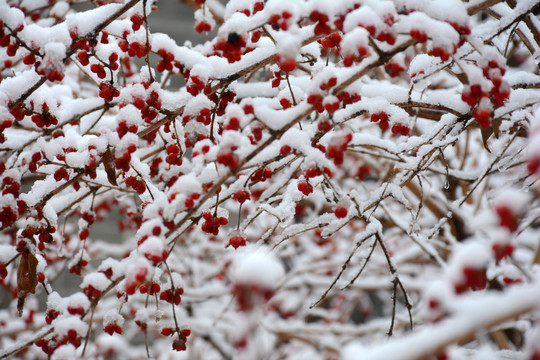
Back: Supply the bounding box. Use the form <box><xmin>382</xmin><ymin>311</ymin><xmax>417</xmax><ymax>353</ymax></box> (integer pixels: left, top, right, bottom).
<box><xmin>1</xmin><ymin>0</ymin><xmax>540</xmax><ymax>359</ymax></box>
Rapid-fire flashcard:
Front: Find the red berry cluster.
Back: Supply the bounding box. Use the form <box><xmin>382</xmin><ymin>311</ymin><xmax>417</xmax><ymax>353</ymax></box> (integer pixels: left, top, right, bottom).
<box><xmin>232</xmin><ymin>283</ymin><xmax>274</xmax><ymax>312</ymax></box>
<box><xmin>166</xmin><ymin>144</ymin><xmax>183</xmax><ymax>165</ymax></box>
<box><xmin>483</xmin><ymin>60</ymin><xmax>509</xmax><ymax>107</ymax></box>
<box><xmin>327</xmin><ymin>133</ymin><xmax>352</xmax><ymax>165</ymax></box>
<box><xmin>310</xmin><ymin>10</ymin><xmax>332</xmax><ymax>35</ymax></box>
<box><xmin>114</xmin><ymin>151</ymin><xmax>131</xmax><ymax>172</ymax></box>
<box><xmin>156</xmin><ymin>49</ymin><xmax>175</xmax><ymax>72</ymax></box>
<box><xmin>99</xmin><ymin>82</ymin><xmax>120</xmax><ymax>102</ymax></box>
<box><xmin>104</xmin><ymin>322</ymin><xmax>123</xmax><ymax>335</ymax></box>
<box><xmin>448</xmin><ymin>21</ymin><xmax>471</xmax><ymax>47</ymax></box>
<box><xmin>195</xmin><ymin>20</ymin><xmax>212</xmax><ymax>33</ymax></box>
<box><xmin>70</xmin><ymin>259</ymin><xmax>89</xmax><ymax>275</ymax></box>
<box><xmin>126</xmin><ymin>176</ymin><xmax>146</xmax><ymax>194</ymax></box>
<box><xmin>272</xmin><ymin>71</ymin><xmax>283</xmax><ymax>88</ymax></box>
<box><xmin>461</xmin><ymin>84</ymin><xmax>484</xmax><ymax>107</ymax></box>
<box><xmin>186</xmin><ymin>75</ymin><xmax>210</xmax><ymax>96</ymax></box>
<box><xmin>454</xmin><ymin>266</ymin><xmax>487</xmax><ymax>294</ymax></box>
<box><xmin>216</xmin><ymin>146</ymin><xmax>239</xmax><ymax>168</ymax></box>
<box><xmin>144</xmin><ymin>248</ymin><xmax>168</xmax><ymax>265</ymax></box>
<box><xmin>172</xmin><ymin>329</ymin><xmax>191</xmax><ymax>351</ymax></box>
<box><xmin>139</xmin><ymin>281</ymin><xmax>161</xmax><ymax>295</ymax></box>
<box><xmin>83</xmin><ymin>284</ymin><xmax>102</xmax><ymax>300</ymax></box>
<box><xmin>319</xmin><ymin>76</ymin><xmax>337</xmax><ymax>92</ymax></box>
<box><xmin>391</xmin><ymin>123</ymin><xmax>410</xmax><ymax>136</ymax></box>
<box><xmin>229</xmin><ymin>234</ymin><xmax>247</xmax><ymax>249</ymax></box>
<box><xmin>249</xmin><ymin>125</ymin><xmax>263</xmax><ymax>144</ymax></box>
<box><xmin>376</xmin><ymin>31</ymin><xmax>396</xmax><ymax>45</ymax></box>
<box><xmin>337</xmin><ymin>91</ymin><xmax>361</xmax><ymax>105</ymax></box>
<box><xmin>297</xmin><ymin>181</ymin><xmax>313</xmax><ymax>196</ymax></box>
<box><xmin>528</xmin><ymin>156</ymin><xmax>540</xmax><ymax>175</ymax></box>
<box><xmin>370</xmin><ymin>111</ymin><xmax>390</xmax><ymax>131</ymax></box>
<box><xmin>36</xmin><ymin>328</ymin><xmax>83</xmax><ymax>355</ymax></box>
<box><xmin>53</xmin><ymin>168</ymin><xmax>69</xmax><ymax>182</ymax></box>
<box><xmin>323</xmin><ymin>96</ymin><xmax>340</xmax><ymax>113</ymax></box>
<box><xmin>304</xmin><ymin>167</ymin><xmax>322</xmax><ymax>178</ymax></box>
<box><xmin>251</xmin><ymin>30</ymin><xmax>262</xmax><ymax>43</ymax></box>
<box><xmin>280</xmin><ymin>97</ymin><xmax>292</xmax><ymax>109</ymax></box>
<box><xmin>131</xmin><ymin>88</ymin><xmax>161</xmax><ymax>125</ymax></box>
<box><xmin>116</xmin><ymin>120</ymin><xmax>138</xmax><ymax>139</ymax></box>
<box><xmin>131</xmin><ymin>15</ymin><xmax>144</xmax><ymax>31</ymax></box>
<box><xmin>184</xmin><ymin>192</ymin><xmax>200</xmax><ymax>208</ymax></box>
<box><xmin>90</xmin><ymin>63</ymin><xmax>107</xmax><ymax>79</ymax></box>
<box><xmin>307</xmin><ymin>94</ymin><xmax>325</xmax><ymax>113</ymax></box>
<box><xmin>31</xmin><ymin>103</ymin><xmax>58</xmax><ymax>128</ymax></box>
<box><xmin>269</xmin><ymin>11</ymin><xmax>293</xmax><ymax>31</ymax></box>
<box><xmin>160</xmin><ymin>287</ymin><xmax>183</xmax><ymax>305</ymax></box>
<box><xmin>45</xmin><ymin>308</ymin><xmax>59</xmax><ymax>324</ymax></box>
<box><xmin>213</xmin><ymin>33</ymin><xmax>248</xmax><ymax>63</ymax></box>
<box><xmin>2</xmin><ymin>176</ymin><xmax>21</xmax><ymax>197</ymax></box>
<box><xmin>495</xmin><ymin>204</ymin><xmax>519</xmax><ymax>232</ymax></box>
<box><xmin>0</xmin><ymin>118</ymin><xmax>13</xmax><ymax>143</ymax></box>
<box><xmin>67</xmin><ymin>306</ymin><xmax>85</xmax><ymax>316</ymax></box>
<box><xmin>201</xmin><ymin>211</ymin><xmax>228</xmax><ymax>235</ymax></box>
<box><xmin>492</xmin><ymin>243</ymin><xmax>514</xmax><ymax>262</ymax></box>
<box><xmin>121</xmin><ymin>40</ymin><xmax>150</xmax><ymax>58</ymax></box>
<box><xmin>251</xmin><ymin>167</ymin><xmax>272</xmax><ymax>182</ymax></box>
<box><xmin>233</xmin><ymin>190</ymin><xmax>251</xmax><ymax>204</ymax></box>
<box><xmin>280</xmin><ymin>145</ymin><xmax>292</xmax><ymax>156</ymax></box>
<box><xmin>432</xmin><ymin>47</ymin><xmax>450</xmax><ymax>61</ymax></box>
<box><xmin>319</xmin><ymin>32</ymin><xmax>342</xmax><ymax>58</ymax></box>
<box><xmin>409</xmin><ymin>29</ymin><xmax>428</xmax><ymax>43</ymax></box>
<box><xmin>384</xmin><ymin>62</ymin><xmax>405</xmax><ymax>78</ymax></box>
<box><xmin>275</xmin><ymin>53</ymin><xmax>297</xmax><ymax>73</ymax></box>
<box><xmin>125</xmin><ymin>267</ymin><xmax>148</xmax><ymax>295</ymax></box>
<box><xmin>343</xmin><ymin>46</ymin><xmax>368</xmax><ymax>67</ymax></box>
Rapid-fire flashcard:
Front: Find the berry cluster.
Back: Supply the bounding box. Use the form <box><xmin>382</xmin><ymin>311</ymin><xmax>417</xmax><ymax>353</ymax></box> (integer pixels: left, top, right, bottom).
<box><xmin>160</xmin><ymin>287</ymin><xmax>183</xmax><ymax>305</ymax></box>
<box><xmin>275</xmin><ymin>53</ymin><xmax>297</xmax><ymax>73</ymax></box>
<box><xmin>104</xmin><ymin>322</ymin><xmax>123</xmax><ymax>335</ymax></box>
<box><xmin>165</xmin><ymin>143</ymin><xmax>183</xmax><ymax>165</ymax></box>
<box><xmin>213</xmin><ymin>33</ymin><xmax>248</xmax><ymax>63</ymax></box>
<box><xmin>310</xmin><ymin>10</ymin><xmax>331</xmax><ymax>35</ymax></box>
<box><xmin>216</xmin><ymin>146</ymin><xmax>239</xmax><ymax>168</ymax></box>
<box><xmin>454</xmin><ymin>266</ymin><xmax>487</xmax><ymax>294</ymax></box>
<box><xmin>250</xmin><ymin>168</ymin><xmax>272</xmax><ymax>182</ymax></box>
<box><xmin>370</xmin><ymin>111</ymin><xmax>390</xmax><ymax>131</ymax></box>
<box><xmin>409</xmin><ymin>29</ymin><xmax>428</xmax><ymax>43</ymax></box>
<box><xmin>156</xmin><ymin>49</ymin><xmax>175</xmax><ymax>72</ymax></box>
<box><xmin>195</xmin><ymin>20</ymin><xmax>212</xmax><ymax>34</ymax></box>
<box><xmin>269</xmin><ymin>10</ymin><xmax>293</xmax><ymax>31</ymax></box>
<box><xmin>229</xmin><ymin>234</ymin><xmax>247</xmax><ymax>249</ymax></box>
<box><xmin>99</xmin><ymin>82</ymin><xmax>120</xmax><ymax>102</ymax></box>
<box><xmin>297</xmin><ymin>181</ymin><xmax>314</xmax><ymax>196</ymax></box>
<box><xmin>139</xmin><ymin>281</ymin><xmax>161</xmax><ymax>295</ymax></box>
<box><xmin>126</xmin><ymin>176</ymin><xmax>146</xmax><ymax>194</ymax></box>
<box><xmin>184</xmin><ymin>192</ymin><xmax>200</xmax><ymax>208</ymax></box>
<box><xmin>31</xmin><ymin>103</ymin><xmax>58</xmax><ymax>128</ymax></box>
<box><xmin>201</xmin><ymin>211</ymin><xmax>228</xmax><ymax>235</ymax></box>
<box><xmin>327</xmin><ymin>133</ymin><xmax>352</xmax><ymax>165</ymax></box>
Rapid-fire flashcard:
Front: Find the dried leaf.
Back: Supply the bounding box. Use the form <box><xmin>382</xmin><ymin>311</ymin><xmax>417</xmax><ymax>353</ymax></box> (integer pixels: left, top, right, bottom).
<box><xmin>103</xmin><ymin>147</ymin><xmax>117</xmax><ymax>186</ymax></box>
<box><xmin>17</xmin><ymin>252</ymin><xmax>38</xmax><ymax>317</ymax></box>
<box><xmin>481</xmin><ymin>127</ymin><xmax>493</xmax><ymax>153</ymax></box>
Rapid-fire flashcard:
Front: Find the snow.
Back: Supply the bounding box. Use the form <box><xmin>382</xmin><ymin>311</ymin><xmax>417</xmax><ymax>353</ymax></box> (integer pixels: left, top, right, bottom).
<box><xmin>54</xmin><ymin>316</ymin><xmax>89</xmax><ymax>337</ymax></box>
<box><xmin>356</xmin><ymin>279</ymin><xmax>540</xmax><ymax>360</ymax></box>
<box><xmin>232</xmin><ymin>247</ymin><xmax>285</xmax><ymax>288</ymax></box>
<box><xmin>81</xmin><ymin>272</ymin><xmax>110</xmax><ymax>293</ymax></box>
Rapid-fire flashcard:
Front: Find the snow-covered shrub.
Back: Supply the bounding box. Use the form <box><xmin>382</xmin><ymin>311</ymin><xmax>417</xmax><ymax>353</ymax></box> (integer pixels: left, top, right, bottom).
<box><xmin>1</xmin><ymin>0</ymin><xmax>540</xmax><ymax>359</ymax></box>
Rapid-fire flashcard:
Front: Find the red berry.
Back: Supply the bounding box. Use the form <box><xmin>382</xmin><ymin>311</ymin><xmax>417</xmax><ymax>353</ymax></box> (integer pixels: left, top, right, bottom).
<box><xmin>334</xmin><ymin>207</ymin><xmax>348</xmax><ymax>218</ymax></box>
